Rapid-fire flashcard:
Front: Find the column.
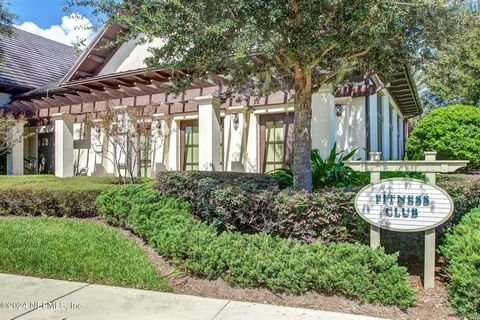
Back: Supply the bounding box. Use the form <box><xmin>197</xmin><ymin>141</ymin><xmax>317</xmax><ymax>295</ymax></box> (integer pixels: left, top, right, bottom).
<box><xmin>398</xmin><ymin>116</ymin><xmax>405</xmax><ymax>159</ymax></box>
<box><xmin>151</xmin><ymin>114</ymin><xmax>170</xmax><ymax>174</ymax></box>
<box><xmin>244</xmin><ymin>110</ymin><xmax>259</xmax><ymax>173</ymax></box>
<box><xmin>382</xmin><ymin>95</ymin><xmax>390</xmax><ymax>159</ymax></box>
<box><xmin>392</xmin><ymin>108</ymin><xmax>399</xmax><ymax>160</ymax></box>
<box><xmin>53</xmin><ymin>113</ymin><xmax>75</xmax><ymax>178</ymax></box>
<box><xmin>114</xmin><ymin>106</ymin><xmax>137</xmax><ymax>178</ymax></box>
<box><xmin>88</xmin><ymin>119</ymin><xmax>105</xmax><ymax>176</ymax></box>
<box><xmin>6</xmin><ymin>120</ymin><xmax>27</xmax><ymax>176</ymax></box>
<box><xmin>195</xmin><ymin>95</ymin><xmax>222</xmax><ymax>171</ymax></box>
<box><xmin>368</xmin><ymin>94</ymin><xmax>378</xmax><ymax>152</ymax></box>
<box><xmin>424</xmin><ymin>151</ymin><xmax>437</xmax><ymax>289</ymax></box>
<box><xmin>168</xmin><ymin>119</ymin><xmax>179</xmax><ymax>171</ymax></box>
<box><xmin>312</xmin><ymin>87</ymin><xmax>335</xmax><ymax>159</ymax></box>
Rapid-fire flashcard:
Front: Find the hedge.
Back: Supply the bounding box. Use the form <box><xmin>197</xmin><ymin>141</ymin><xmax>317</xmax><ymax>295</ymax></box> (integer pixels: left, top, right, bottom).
<box><xmin>0</xmin><ymin>175</ymin><xmax>119</xmax><ymax>217</ymax></box>
<box><xmin>406</xmin><ymin>105</ymin><xmax>480</xmax><ymax>169</ymax></box>
<box><xmin>440</xmin><ymin>206</ymin><xmax>480</xmax><ymax>319</ymax></box>
<box><xmin>97</xmin><ymin>184</ymin><xmax>416</xmax><ymax>306</ymax></box>
<box><xmin>156</xmin><ymin>171</ymin><xmax>480</xmax><ymax>243</ymax></box>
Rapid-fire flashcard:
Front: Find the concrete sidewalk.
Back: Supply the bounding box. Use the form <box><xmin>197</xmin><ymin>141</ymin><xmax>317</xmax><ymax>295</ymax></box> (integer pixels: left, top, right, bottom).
<box><xmin>0</xmin><ymin>273</ymin><xmax>386</xmax><ymax>320</ymax></box>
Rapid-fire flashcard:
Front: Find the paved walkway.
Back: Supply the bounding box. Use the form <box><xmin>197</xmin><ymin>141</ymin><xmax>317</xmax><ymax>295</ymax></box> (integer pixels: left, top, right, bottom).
<box><xmin>0</xmin><ymin>273</ymin><xmax>385</xmax><ymax>320</ymax></box>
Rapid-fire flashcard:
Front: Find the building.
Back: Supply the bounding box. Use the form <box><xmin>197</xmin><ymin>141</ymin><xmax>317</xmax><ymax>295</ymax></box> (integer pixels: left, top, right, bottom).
<box><xmin>2</xmin><ymin>24</ymin><xmax>420</xmax><ymax>177</ymax></box>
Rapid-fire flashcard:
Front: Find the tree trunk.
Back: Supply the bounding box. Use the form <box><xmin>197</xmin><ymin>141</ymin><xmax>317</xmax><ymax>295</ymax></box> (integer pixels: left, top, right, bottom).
<box><xmin>292</xmin><ymin>66</ymin><xmax>313</xmax><ymax>192</ymax></box>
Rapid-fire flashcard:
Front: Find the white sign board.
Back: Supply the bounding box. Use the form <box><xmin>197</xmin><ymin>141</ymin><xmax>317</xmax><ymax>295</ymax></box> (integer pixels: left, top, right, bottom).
<box><xmin>355</xmin><ymin>178</ymin><xmax>454</xmax><ymax>232</ymax></box>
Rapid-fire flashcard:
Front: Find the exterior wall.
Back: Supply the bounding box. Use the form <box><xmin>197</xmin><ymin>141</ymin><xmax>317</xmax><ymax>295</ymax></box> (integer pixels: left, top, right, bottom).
<box><xmin>98</xmin><ymin>37</ymin><xmax>164</xmax><ymax>76</ymax></box>
<box><xmin>334</xmin><ymin>97</ymin><xmax>367</xmax><ymax>160</ymax></box>
<box><xmin>367</xmin><ymin>88</ymin><xmax>406</xmax><ymax>160</ymax></box>
<box><xmin>19</xmin><ymin>89</ymin><xmax>407</xmax><ymax>176</ymax></box>
<box><xmin>0</xmin><ymin>92</ymin><xmax>11</xmax><ymax>106</ymax></box>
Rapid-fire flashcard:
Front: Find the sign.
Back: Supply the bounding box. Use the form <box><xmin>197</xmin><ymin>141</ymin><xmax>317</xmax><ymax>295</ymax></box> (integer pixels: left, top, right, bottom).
<box><xmin>355</xmin><ymin>178</ymin><xmax>454</xmax><ymax>232</ymax></box>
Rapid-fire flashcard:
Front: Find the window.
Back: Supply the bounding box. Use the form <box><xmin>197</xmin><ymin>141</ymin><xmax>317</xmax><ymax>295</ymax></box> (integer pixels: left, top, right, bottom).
<box><xmin>260</xmin><ymin>113</ymin><xmax>294</xmax><ymax>173</ymax></box>
<box><xmin>377</xmin><ymin>93</ymin><xmax>384</xmax><ymax>154</ymax></box>
<box><xmin>181</xmin><ymin>121</ymin><xmax>199</xmax><ymax>171</ymax></box>
<box><xmin>264</xmin><ymin>120</ymin><xmax>285</xmax><ymax>172</ymax></box>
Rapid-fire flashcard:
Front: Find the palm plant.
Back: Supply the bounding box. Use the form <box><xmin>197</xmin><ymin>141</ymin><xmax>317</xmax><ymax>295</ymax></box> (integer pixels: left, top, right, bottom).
<box><xmin>269</xmin><ymin>143</ymin><xmax>367</xmax><ymax>189</ymax></box>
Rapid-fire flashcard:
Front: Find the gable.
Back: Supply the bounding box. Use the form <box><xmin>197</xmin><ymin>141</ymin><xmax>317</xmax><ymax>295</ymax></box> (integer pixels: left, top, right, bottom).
<box><xmin>98</xmin><ymin>37</ymin><xmax>164</xmax><ymax>76</ymax></box>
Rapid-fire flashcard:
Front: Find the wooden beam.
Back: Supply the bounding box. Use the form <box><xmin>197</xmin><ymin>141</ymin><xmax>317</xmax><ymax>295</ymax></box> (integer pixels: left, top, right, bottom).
<box><xmin>31</xmin><ymin>99</ymin><xmax>53</xmax><ymax>108</ymax></box>
<box><xmin>90</xmin><ymin>89</ymin><xmax>111</xmax><ymax>100</ymax></box>
<box><xmin>64</xmin><ymin>93</ymin><xmax>84</xmax><ymax>104</ymax></box>
<box><xmin>88</xmin><ymin>54</ymin><xmax>107</xmax><ymax>63</ymax></box>
<box><xmin>42</xmin><ymin>97</ymin><xmax>64</xmax><ymax>107</ymax></box>
<box><xmin>118</xmin><ymin>85</ymin><xmax>143</xmax><ymax>96</ymax></box>
<box><xmin>53</xmin><ymin>95</ymin><xmax>76</xmax><ymax>105</ymax></box>
<box><xmin>134</xmin><ymin>82</ymin><xmax>159</xmax><ymax>94</ymax></box>
<box><xmin>104</xmin><ymin>87</ymin><xmax>128</xmax><ymax>99</ymax></box>
<box><xmin>77</xmin><ymin>91</ymin><xmax>97</xmax><ymax>102</ymax></box>
<box><xmin>75</xmin><ymin>70</ymin><xmax>94</xmax><ymax>78</ymax></box>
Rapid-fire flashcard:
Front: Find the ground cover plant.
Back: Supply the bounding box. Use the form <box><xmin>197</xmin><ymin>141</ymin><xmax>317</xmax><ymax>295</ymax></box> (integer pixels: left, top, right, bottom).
<box><xmin>440</xmin><ymin>206</ymin><xmax>480</xmax><ymax>320</ymax></box>
<box><xmin>0</xmin><ymin>216</ymin><xmax>170</xmax><ymax>291</ymax></box>
<box><xmin>0</xmin><ymin>175</ymin><xmax>120</xmax><ymax>217</ymax></box>
<box><xmin>97</xmin><ymin>184</ymin><xmax>416</xmax><ymax>307</ymax></box>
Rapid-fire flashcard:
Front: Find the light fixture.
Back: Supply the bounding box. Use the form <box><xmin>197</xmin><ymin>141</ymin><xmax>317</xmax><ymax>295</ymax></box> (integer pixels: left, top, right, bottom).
<box><xmin>335</xmin><ymin>104</ymin><xmax>344</xmax><ymax>117</ymax></box>
<box><xmin>232</xmin><ymin>112</ymin><xmax>240</xmax><ymax>130</ymax></box>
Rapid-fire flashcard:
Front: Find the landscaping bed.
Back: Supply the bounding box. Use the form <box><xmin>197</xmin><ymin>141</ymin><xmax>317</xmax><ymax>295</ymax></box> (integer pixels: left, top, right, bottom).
<box><xmin>0</xmin><ymin>216</ymin><xmax>170</xmax><ymax>291</ymax></box>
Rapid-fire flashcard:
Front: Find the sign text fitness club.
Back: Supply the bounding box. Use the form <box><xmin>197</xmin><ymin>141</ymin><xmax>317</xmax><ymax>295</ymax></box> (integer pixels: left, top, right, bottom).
<box><xmin>375</xmin><ymin>193</ymin><xmax>431</xmax><ymax>218</ymax></box>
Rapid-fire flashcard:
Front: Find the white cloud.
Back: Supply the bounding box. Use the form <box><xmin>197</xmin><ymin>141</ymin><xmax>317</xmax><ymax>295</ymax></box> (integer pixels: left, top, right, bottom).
<box><xmin>15</xmin><ymin>13</ymin><xmax>94</xmax><ymax>47</ymax></box>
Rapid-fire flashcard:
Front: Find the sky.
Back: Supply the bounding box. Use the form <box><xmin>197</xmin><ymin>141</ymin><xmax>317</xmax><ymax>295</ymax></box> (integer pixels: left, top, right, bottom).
<box><xmin>8</xmin><ymin>0</ymin><xmax>98</xmax><ymax>46</ymax></box>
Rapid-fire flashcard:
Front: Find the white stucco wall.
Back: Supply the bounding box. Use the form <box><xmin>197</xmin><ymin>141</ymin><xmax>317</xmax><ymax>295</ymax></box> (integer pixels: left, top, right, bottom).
<box><xmin>223</xmin><ymin>111</ymin><xmax>246</xmax><ymax>172</ymax></box>
<box><xmin>98</xmin><ymin>37</ymin><xmax>164</xmax><ymax>76</ymax></box>
<box><xmin>334</xmin><ymin>97</ymin><xmax>367</xmax><ymax>160</ymax></box>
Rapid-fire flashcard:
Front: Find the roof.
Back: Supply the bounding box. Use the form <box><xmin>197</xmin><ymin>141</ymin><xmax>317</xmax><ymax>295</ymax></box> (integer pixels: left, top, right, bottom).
<box><xmin>4</xmin><ymin>24</ymin><xmax>421</xmax><ymax>117</ymax></box>
<box><xmin>0</xmin><ymin>28</ymin><xmax>78</xmax><ymax>94</ymax></box>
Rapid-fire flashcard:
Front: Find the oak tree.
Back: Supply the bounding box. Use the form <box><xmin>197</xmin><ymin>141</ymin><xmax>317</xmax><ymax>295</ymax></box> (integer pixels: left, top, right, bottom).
<box><xmin>70</xmin><ymin>0</ymin><xmax>466</xmax><ymax>191</ymax></box>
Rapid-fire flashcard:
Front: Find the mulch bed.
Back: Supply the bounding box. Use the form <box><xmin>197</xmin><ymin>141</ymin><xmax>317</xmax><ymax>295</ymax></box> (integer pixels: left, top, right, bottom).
<box><xmin>100</xmin><ymin>217</ymin><xmax>458</xmax><ymax>320</ymax></box>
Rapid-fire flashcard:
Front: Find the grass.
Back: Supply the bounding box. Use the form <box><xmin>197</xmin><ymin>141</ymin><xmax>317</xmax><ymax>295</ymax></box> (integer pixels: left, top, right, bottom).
<box><xmin>0</xmin><ymin>175</ymin><xmax>121</xmax><ymax>192</ymax></box>
<box><xmin>0</xmin><ymin>216</ymin><xmax>170</xmax><ymax>291</ymax></box>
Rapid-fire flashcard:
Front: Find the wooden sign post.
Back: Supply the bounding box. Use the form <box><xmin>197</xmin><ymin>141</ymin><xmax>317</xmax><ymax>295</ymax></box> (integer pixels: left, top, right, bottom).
<box><xmin>346</xmin><ymin>152</ymin><xmax>468</xmax><ymax>289</ymax></box>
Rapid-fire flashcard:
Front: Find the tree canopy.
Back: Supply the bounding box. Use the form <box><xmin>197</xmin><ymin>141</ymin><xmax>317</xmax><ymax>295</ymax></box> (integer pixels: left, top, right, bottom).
<box><xmin>0</xmin><ymin>0</ymin><xmax>16</xmax><ymax>64</ymax></box>
<box><xmin>423</xmin><ymin>9</ymin><xmax>480</xmax><ymax>106</ymax></box>
<box><xmin>71</xmin><ymin>0</ymin><xmax>468</xmax><ymax>191</ymax></box>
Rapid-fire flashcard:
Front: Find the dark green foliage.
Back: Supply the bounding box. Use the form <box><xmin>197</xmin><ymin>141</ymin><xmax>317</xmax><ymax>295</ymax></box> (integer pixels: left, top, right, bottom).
<box><xmin>157</xmin><ymin>171</ymin><xmax>365</xmax><ymax>243</ymax></box>
<box><xmin>0</xmin><ymin>176</ymin><xmax>119</xmax><ymax>217</ymax></box>
<box><xmin>157</xmin><ymin>172</ymin><xmax>480</xmax><ymax>243</ymax></box>
<box><xmin>268</xmin><ymin>144</ymin><xmax>368</xmax><ymax>189</ymax></box>
<box><xmin>440</xmin><ymin>207</ymin><xmax>480</xmax><ymax>319</ymax></box>
<box><xmin>97</xmin><ymin>184</ymin><xmax>416</xmax><ymax>306</ymax></box>
<box><xmin>406</xmin><ymin>105</ymin><xmax>480</xmax><ymax>168</ymax></box>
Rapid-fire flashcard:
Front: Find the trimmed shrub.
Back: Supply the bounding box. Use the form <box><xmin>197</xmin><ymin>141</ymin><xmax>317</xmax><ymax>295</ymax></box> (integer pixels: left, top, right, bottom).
<box><xmin>0</xmin><ymin>175</ymin><xmax>119</xmax><ymax>217</ymax></box>
<box><xmin>157</xmin><ymin>171</ymin><xmax>365</xmax><ymax>242</ymax></box>
<box><xmin>406</xmin><ymin>105</ymin><xmax>480</xmax><ymax>168</ymax></box>
<box><xmin>97</xmin><ymin>184</ymin><xmax>416</xmax><ymax>306</ymax></box>
<box><xmin>157</xmin><ymin>171</ymin><xmax>480</xmax><ymax>243</ymax></box>
<box><xmin>440</xmin><ymin>207</ymin><xmax>480</xmax><ymax>319</ymax></box>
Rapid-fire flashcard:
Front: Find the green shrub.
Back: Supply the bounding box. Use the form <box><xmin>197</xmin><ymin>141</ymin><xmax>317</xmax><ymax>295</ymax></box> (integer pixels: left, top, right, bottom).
<box><xmin>0</xmin><ymin>175</ymin><xmax>119</xmax><ymax>217</ymax></box>
<box><xmin>406</xmin><ymin>105</ymin><xmax>480</xmax><ymax>168</ymax></box>
<box><xmin>440</xmin><ymin>207</ymin><xmax>480</xmax><ymax>319</ymax></box>
<box><xmin>97</xmin><ymin>184</ymin><xmax>416</xmax><ymax>306</ymax></box>
<box><xmin>157</xmin><ymin>171</ymin><xmax>365</xmax><ymax>242</ymax></box>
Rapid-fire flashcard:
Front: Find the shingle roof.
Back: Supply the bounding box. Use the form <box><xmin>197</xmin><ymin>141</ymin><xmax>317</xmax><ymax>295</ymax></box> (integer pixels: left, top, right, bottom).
<box><xmin>0</xmin><ymin>28</ymin><xmax>78</xmax><ymax>91</ymax></box>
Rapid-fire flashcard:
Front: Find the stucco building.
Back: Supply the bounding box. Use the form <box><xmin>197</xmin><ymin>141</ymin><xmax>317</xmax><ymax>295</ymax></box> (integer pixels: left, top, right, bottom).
<box><xmin>2</xmin><ymin>25</ymin><xmax>420</xmax><ymax>177</ymax></box>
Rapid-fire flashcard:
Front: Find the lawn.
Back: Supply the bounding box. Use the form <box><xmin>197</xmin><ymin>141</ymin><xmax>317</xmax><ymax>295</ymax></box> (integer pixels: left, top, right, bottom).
<box><xmin>0</xmin><ymin>216</ymin><xmax>170</xmax><ymax>291</ymax></box>
<box><xmin>0</xmin><ymin>175</ymin><xmax>120</xmax><ymax>192</ymax></box>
